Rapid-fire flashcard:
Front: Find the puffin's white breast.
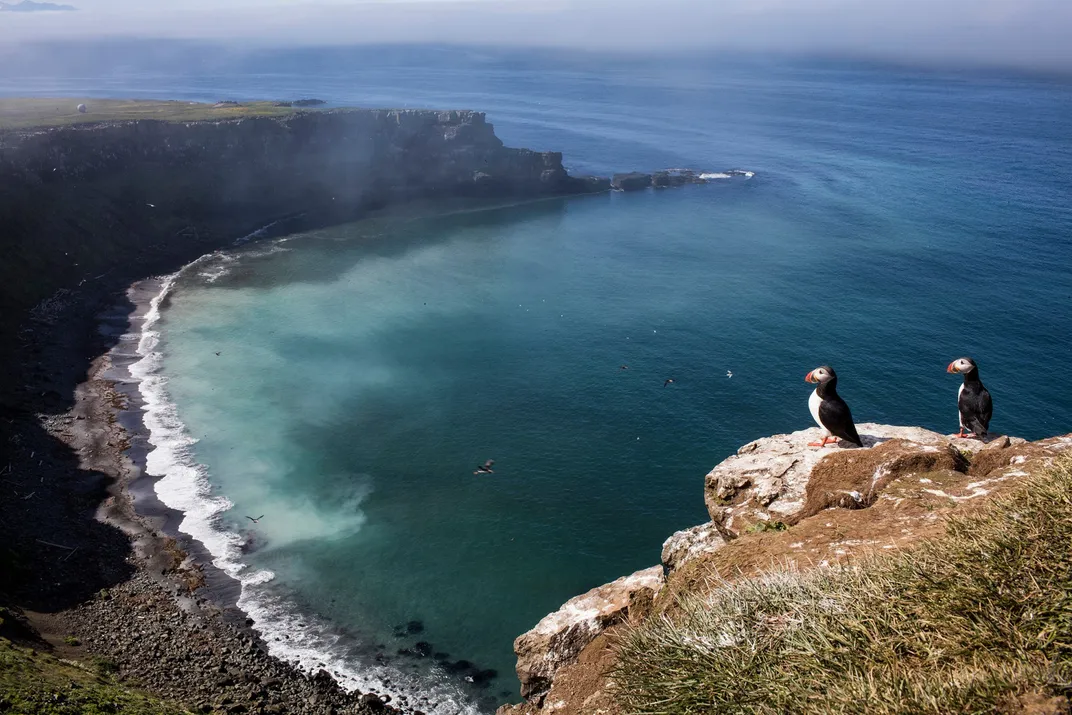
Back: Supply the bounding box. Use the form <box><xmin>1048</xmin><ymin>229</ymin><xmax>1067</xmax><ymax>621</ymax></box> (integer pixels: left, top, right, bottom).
<box><xmin>808</xmin><ymin>388</ymin><xmax>824</xmax><ymax>430</ymax></box>
<box><xmin>958</xmin><ymin>383</ymin><xmax>965</xmax><ymax>427</ymax></box>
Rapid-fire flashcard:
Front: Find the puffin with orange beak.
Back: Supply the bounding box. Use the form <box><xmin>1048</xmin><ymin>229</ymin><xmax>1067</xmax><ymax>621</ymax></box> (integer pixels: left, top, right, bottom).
<box><xmin>947</xmin><ymin>357</ymin><xmax>992</xmax><ymax>438</ymax></box>
<box><xmin>805</xmin><ymin>365</ymin><xmax>862</xmax><ymax>447</ymax></box>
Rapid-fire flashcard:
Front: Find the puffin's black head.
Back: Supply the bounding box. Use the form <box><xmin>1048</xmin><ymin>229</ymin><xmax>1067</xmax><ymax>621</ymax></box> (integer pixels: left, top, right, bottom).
<box><xmin>805</xmin><ymin>365</ymin><xmax>836</xmax><ymax>384</ymax></box>
<box><xmin>946</xmin><ymin>357</ymin><xmax>978</xmax><ymax>375</ymax></box>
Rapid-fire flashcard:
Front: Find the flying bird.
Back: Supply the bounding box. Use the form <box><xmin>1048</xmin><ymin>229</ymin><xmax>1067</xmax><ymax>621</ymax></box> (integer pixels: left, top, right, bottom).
<box><xmin>619</xmin><ymin>365</ymin><xmax>629</xmax><ymax>370</ymax></box>
<box><xmin>474</xmin><ymin>459</ymin><xmax>495</xmax><ymax>475</ymax></box>
<box><xmin>947</xmin><ymin>357</ymin><xmax>992</xmax><ymax>438</ymax></box>
<box><xmin>663</xmin><ymin>378</ymin><xmax>675</xmax><ymax>387</ymax></box>
<box><xmin>246</xmin><ymin>515</ymin><xmax>265</xmax><ymax>523</ymax></box>
<box><xmin>215</xmin><ymin>351</ymin><xmax>221</xmax><ymax>356</ymax></box>
<box><xmin>805</xmin><ymin>366</ymin><xmax>862</xmax><ymax>448</ymax></box>
<box><xmin>726</xmin><ymin>370</ymin><xmax>733</xmax><ymax>378</ymax></box>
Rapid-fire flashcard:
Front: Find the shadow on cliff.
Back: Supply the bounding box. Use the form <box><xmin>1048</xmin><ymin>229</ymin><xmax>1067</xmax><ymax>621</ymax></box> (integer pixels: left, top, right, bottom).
<box><xmin>0</xmin><ymin>290</ymin><xmax>140</xmax><ymax>613</ymax></box>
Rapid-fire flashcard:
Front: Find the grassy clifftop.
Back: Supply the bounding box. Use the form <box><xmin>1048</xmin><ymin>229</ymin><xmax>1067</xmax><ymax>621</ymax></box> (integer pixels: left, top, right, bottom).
<box><xmin>0</xmin><ymin>98</ymin><xmax>303</xmax><ymax>129</ymax></box>
<box><xmin>0</xmin><ymin>634</ymin><xmax>191</xmax><ymax>715</ymax></box>
<box><xmin>614</xmin><ymin>455</ymin><xmax>1072</xmax><ymax>714</ymax></box>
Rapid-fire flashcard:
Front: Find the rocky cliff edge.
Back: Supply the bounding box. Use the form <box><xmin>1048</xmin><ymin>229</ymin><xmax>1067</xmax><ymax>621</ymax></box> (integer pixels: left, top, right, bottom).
<box><xmin>500</xmin><ymin>424</ymin><xmax>1072</xmax><ymax>715</ymax></box>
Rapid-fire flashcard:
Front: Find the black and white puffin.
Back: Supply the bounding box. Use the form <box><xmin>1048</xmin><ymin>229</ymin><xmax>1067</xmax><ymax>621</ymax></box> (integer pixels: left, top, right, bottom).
<box><xmin>805</xmin><ymin>365</ymin><xmax>862</xmax><ymax>448</ymax></box>
<box><xmin>947</xmin><ymin>357</ymin><xmax>992</xmax><ymax>438</ymax></box>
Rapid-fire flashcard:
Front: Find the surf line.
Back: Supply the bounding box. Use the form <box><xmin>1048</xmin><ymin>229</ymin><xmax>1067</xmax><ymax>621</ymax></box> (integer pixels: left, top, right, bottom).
<box><xmin>124</xmin><ymin>252</ymin><xmax>482</xmax><ymax>715</ymax></box>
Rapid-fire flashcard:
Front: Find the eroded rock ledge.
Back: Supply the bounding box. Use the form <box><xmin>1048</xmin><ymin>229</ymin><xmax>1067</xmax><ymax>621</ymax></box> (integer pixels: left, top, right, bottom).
<box><xmin>501</xmin><ymin>424</ymin><xmax>1072</xmax><ymax>715</ymax></box>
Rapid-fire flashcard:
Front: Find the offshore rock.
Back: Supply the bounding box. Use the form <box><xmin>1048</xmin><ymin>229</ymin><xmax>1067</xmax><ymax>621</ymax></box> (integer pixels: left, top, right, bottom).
<box><xmin>611</xmin><ymin>172</ymin><xmax>653</xmax><ymax>191</ymax></box>
<box><xmin>512</xmin><ymin>566</ymin><xmax>663</xmax><ymax>705</ymax></box>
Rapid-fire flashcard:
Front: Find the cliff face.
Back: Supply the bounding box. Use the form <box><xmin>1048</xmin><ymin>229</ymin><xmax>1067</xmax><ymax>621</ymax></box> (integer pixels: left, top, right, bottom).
<box><xmin>501</xmin><ymin>425</ymin><xmax>1072</xmax><ymax>715</ymax></box>
<box><xmin>0</xmin><ymin>109</ymin><xmax>607</xmax><ymax>394</ymax></box>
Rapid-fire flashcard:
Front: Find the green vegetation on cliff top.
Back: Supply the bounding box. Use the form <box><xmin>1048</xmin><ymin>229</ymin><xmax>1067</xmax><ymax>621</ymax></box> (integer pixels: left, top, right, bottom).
<box><xmin>614</xmin><ymin>455</ymin><xmax>1072</xmax><ymax>714</ymax></box>
<box><xmin>0</xmin><ymin>635</ymin><xmax>191</xmax><ymax>714</ymax></box>
<box><xmin>0</xmin><ymin>98</ymin><xmax>304</xmax><ymax>129</ymax></box>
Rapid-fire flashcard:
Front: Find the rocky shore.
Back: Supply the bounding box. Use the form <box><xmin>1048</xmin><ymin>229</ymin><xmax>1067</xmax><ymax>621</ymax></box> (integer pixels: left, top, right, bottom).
<box><xmin>0</xmin><ymin>104</ymin><xmax>617</xmax><ymax>714</ymax></box>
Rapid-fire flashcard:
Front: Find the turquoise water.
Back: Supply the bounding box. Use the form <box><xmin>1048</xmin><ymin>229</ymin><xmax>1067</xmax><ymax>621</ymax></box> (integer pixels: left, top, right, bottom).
<box><xmin>34</xmin><ymin>52</ymin><xmax>1072</xmax><ymax>711</ymax></box>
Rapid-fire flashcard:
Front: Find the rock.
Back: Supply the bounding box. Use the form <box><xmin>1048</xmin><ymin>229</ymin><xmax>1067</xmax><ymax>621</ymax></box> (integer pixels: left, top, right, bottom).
<box><xmin>704</xmin><ymin>424</ymin><xmax>952</xmax><ymax>532</ymax></box>
<box><xmin>512</xmin><ymin>565</ymin><xmax>663</xmax><ymax>705</ymax></box>
<box><xmin>651</xmin><ymin>169</ymin><xmax>697</xmax><ymax>188</ymax></box>
<box><xmin>661</xmin><ymin>522</ymin><xmax>732</xmax><ymax>572</ymax></box>
<box><xmin>567</xmin><ymin>175</ymin><xmax>612</xmax><ymax>193</ymax></box>
<box><xmin>360</xmin><ymin>693</ymin><xmax>387</xmax><ymax>711</ymax></box>
<box><xmin>611</xmin><ymin>172</ymin><xmax>653</xmax><ymax>191</ymax></box>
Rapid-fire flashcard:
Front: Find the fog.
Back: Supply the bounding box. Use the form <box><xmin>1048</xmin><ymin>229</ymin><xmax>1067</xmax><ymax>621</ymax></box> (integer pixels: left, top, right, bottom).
<box><xmin>3</xmin><ymin>0</ymin><xmax>1072</xmax><ymax>72</ymax></box>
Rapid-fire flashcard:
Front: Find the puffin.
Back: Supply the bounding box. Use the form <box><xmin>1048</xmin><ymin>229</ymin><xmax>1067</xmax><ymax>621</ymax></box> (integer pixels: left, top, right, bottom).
<box><xmin>947</xmin><ymin>357</ymin><xmax>992</xmax><ymax>438</ymax></box>
<box><xmin>805</xmin><ymin>365</ymin><xmax>862</xmax><ymax>447</ymax></box>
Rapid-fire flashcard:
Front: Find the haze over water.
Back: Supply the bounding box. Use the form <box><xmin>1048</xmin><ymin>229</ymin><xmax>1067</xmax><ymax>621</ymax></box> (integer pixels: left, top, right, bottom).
<box><xmin>10</xmin><ymin>49</ymin><xmax>1071</xmax><ymax>712</ymax></box>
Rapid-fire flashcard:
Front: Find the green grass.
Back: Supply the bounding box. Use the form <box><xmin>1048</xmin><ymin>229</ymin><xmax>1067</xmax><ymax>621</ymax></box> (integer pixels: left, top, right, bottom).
<box><xmin>613</xmin><ymin>455</ymin><xmax>1072</xmax><ymax>714</ymax></box>
<box><xmin>0</xmin><ymin>98</ymin><xmax>304</xmax><ymax>129</ymax></box>
<box><xmin>0</xmin><ymin>636</ymin><xmax>192</xmax><ymax>714</ymax></box>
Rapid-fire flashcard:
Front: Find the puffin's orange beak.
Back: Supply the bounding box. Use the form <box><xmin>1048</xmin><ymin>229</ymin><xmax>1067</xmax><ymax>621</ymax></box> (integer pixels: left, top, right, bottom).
<box><xmin>805</xmin><ymin>370</ymin><xmax>816</xmax><ymax>383</ymax></box>
<box><xmin>946</xmin><ymin>362</ymin><xmax>958</xmax><ymax>374</ymax></box>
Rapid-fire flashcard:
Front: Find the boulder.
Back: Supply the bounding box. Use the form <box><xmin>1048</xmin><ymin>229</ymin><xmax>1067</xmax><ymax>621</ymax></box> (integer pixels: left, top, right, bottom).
<box><xmin>512</xmin><ymin>566</ymin><xmax>663</xmax><ymax>705</ymax></box>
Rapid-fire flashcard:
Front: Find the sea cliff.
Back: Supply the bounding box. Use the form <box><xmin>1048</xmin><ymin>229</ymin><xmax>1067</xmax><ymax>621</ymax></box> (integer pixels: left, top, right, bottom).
<box><xmin>500</xmin><ymin>426</ymin><xmax>1072</xmax><ymax>714</ymax></box>
<box><xmin>0</xmin><ymin>102</ymin><xmax>615</xmax><ymax>715</ymax></box>
<box><xmin>0</xmin><ymin>107</ymin><xmax>606</xmax><ymax>378</ymax></box>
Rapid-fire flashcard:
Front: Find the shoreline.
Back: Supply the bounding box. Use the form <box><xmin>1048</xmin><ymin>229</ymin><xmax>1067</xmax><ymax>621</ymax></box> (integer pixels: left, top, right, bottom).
<box><xmin>1</xmin><ymin>227</ymin><xmax>399</xmax><ymax>712</ymax></box>
<box><xmin>112</xmin><ymin>260</ymin><xmax>484</xmax><ymax>714</ymax></box>
<box><xmin>5</xmin><ymin>196</ymin><xmax>585</xmax><ymax>714</ymax></box>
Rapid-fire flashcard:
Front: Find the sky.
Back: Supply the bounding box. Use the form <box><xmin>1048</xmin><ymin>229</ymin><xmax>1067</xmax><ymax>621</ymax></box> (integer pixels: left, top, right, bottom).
<box><xmin>3</xmin><ymin>0</ymin><xmax>1072</xmax><ymax>72</ymax></box>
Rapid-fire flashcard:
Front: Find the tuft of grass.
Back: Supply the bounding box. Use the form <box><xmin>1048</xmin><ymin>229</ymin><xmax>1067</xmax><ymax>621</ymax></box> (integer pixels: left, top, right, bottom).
<box><xmin>746</xmin><ymin>521</ymin><xmax>789</xmax><ymax>534</ymax></box>
<box><xmin>0</xmin><ymin>636</ymin><xmax>191</xmax><ymax>714</ymax></box>
<box><xmin>613</xmin><ymin>455</ymin><xmax>1072</xmax><ymax>714</ymax></box>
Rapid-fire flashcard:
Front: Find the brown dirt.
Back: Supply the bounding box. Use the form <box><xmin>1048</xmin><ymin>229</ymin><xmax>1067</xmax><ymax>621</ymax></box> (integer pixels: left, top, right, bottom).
<box><xmin>1006</xmin><ymin>692</ymin><xmax>1071</xmax><ymax>715</ymax></box>
<box><xmin>791</xmin><ymin>439</ymin><xmax>964</xmax><ymax>523</ymax></box>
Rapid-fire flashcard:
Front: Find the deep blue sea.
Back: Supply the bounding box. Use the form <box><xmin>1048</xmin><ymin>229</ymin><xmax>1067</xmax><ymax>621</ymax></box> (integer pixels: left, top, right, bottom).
<box><xmin>8</xmin><ymin>47</ymin><xmax>1072</xmax><ymax>713</ymax></box>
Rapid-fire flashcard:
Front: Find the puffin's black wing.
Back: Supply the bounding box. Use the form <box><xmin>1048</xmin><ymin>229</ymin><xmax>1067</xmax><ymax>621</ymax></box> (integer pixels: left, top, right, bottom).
<box><xmin>818</xmin><ymin>396</ymin><xmax>862</xmax><ymax>447</ymax></box>
<box><xmin>960</xmin><ymin>383</ymin><xmax>993</xmax><ymax>436</ymax></box>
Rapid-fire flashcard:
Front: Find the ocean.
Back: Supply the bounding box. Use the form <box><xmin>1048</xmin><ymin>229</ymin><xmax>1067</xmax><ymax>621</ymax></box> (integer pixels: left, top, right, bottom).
<box><xmin>8</xmin><ymin>48</ymin><xmax>1072</xmax><ymax>713</ymax></box>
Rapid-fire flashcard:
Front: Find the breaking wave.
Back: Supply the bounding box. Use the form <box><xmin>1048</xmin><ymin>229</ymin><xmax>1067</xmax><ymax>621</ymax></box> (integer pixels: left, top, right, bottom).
<box><xmin>127</xmin><ymin>263</ymin><xmax>482</xmax><ymax>714</ymax></box>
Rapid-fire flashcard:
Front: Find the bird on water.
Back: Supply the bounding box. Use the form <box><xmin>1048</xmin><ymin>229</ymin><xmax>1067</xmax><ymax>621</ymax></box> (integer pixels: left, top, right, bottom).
<box><xmin>663</xmin><ymin>378</ymin><xmax>675</xmax><ymax>387</ymax></box>
<box><xmin>805</xmin><ymin>365</ymin><xmax>862</xmax><ymax>447</ymax></box>
<box><xmin>947</xmin><ymin>357</ymin><xmax>992</xmax><ymax>438</ymax></box>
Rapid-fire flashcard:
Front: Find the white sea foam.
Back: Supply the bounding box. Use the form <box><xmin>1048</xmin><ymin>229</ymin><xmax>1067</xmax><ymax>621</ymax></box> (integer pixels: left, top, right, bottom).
<box><xmin>699</xmin><ymin>172</ymin><xmax>732</xmax><ymax>180</ymax></box>
<box><xmin>128</xmin><ymin>269</ymin><xmax>482</xmax><ymax>715</ymax></box>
